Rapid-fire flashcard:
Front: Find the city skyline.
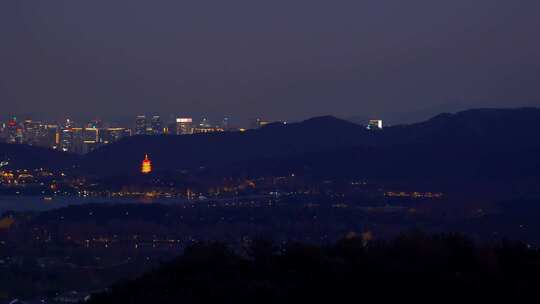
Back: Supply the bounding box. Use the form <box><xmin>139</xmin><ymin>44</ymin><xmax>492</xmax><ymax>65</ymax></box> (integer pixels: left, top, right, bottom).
<box><xmin>0</xmin><ymin>112</ymin><xmax>283</xmax><ymax>153</ymax></box>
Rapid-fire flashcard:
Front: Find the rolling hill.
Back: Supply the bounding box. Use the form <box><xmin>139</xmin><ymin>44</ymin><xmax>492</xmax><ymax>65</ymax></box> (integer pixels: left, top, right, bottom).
<box><xmin>4</xmin><ymin>108</ymin><xmax>540</xmax><ymax>196</ymax></box>
<box><xmin>78</xmin><ymin>108</ymin><xmax>540</xmax><ymax>187</ymax></box>
<box><xmin>0</xmin><ymin>143</ymin><xmax>79</xmax><ymax>170</ymax></box>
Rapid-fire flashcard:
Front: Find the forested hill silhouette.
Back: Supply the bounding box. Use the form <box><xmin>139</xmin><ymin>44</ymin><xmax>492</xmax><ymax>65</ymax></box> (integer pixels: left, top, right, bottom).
<box><xmin>229</xmin><ymin>107</ymin><xmax>540</xmax><ymax>187</ymax></box>
<box><xmin>79</xmin><ymin>108</ymin><xmax>540</xmax><ymax>184</ymax></box>
<box><xmin>378</xmin><ymin>107</ymin><xmax>540</xmax><ymax>147</ymax></box>
<box><xmin>4</xmin><ymin>108</ymin><xmax>539</xmax><ymax>186</ymax></box>
<box><xmin>88</xmin><ymin>234</ymin><xmax>540</xmax><ymax>303</ymax></box>
<box><xmin>0</xmin><ymin>143</ymin><xmax>79</xmax><ymax>170</ymax></box>
<box><xmin>80</xmin><ymin>115</ymin><xmax>375</xmax><ymax>176</ymax></box>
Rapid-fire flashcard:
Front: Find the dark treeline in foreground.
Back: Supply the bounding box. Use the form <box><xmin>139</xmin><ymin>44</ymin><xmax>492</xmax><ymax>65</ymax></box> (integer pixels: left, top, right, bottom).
<box><xmin>89</xmin><ymin>233</ymin><xmax>540</xmax><ymax>303</ymax></box>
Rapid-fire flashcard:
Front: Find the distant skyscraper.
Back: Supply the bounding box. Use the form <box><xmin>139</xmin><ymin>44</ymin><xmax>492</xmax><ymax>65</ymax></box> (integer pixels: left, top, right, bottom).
<box><xmin>221</xmin><ymin>117</ymin><xmax>230</xmax><ymax>131</ymax></box>
<box><xmin>44</xmin><ymin>124</ymin><xmax>59</xmax><ymax>149</ymax></box>
<box><xmin>176</xmin><ymin>118</ymin><xmax>193</xmax><ymax>135</ymax></box>
<box><xmin>0</xmin><ymin>123</ymin><xmax>5</xmax><ymax>143</ymax></box>
<box><xmin>65</xmin><ymin>127</ymin><xmax>100</xmax><ymax>154</ymax></box>
<box><xmin>150</xmin><ymin>116</ymin><xmax>162</xmax><ymax>135</ymax></box>
<box><xmin>192</xmin><ymin>117</ymin><xmax>224</xmax><ymax>133</ymax></box>
<box><xmin>367</xmin><ymin>119</ymin><xmax>383</xmax><ymax>130</ymax></box>
<box><xmin>6</xmin><ymin>117</ymin><xmax>19</xmax><ymax>144</ymax></box>
<box><xmin>60</xmin><ymin>119</ymin><xmax>74</xmax><ymax>152</ymax></box>
<box><xmin>100</xmin><ymin>128</ymin><xmax>131</xmax><ymax>144</ymax></box>
<box><xmin>253</xmin><ymin>118</ymin><xmax>269</xmax><ymax>129</ymax></box>
<box><xmin>22</xmin><ymin>120</ymin><xmax>46</xmax><ymax>146</ymax></box>
<box><xmin>60</xmin><ymin>129</ymin><xmax>73</xmax><ymax>152</ymax></box>
<box><xmin>193</xmin><ymin>117</ymin><xmax>220</xmax><ymax>133</ymax></box>
<box><xmin>84</xmin><ymin>128</ymin><xmax>99</xmax><ymax>153</ymax></box>
<box><xmin>135</xmin><ymin>115</ymin><xmax>147</xmax><ymax>135</ymax></box>
<box><xmin>63</xmin><ymin>119</ymin><xmax>74</xmax><ymax>129</ymax></box>
<box><xmin>87</xmin><ymin>119</ymin><xmax>103</xmax><ymax>129</ymax></box>
<box><xmin>70</xmin><ymin>128</ymin><xmax>85</xmax><ymax>154</ymax></box>
<box><xmin>199</xmin><ymin>117</ymin><xmax>212</xmax><ymax>128</ymax></box>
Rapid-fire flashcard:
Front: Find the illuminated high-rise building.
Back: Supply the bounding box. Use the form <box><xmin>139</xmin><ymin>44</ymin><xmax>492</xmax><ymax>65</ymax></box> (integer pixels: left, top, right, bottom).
<box><xmin>75</xmin><ymin>127</ymin><xmax>100</xmax><ymax>154</ymax></box>
<box><xmin>176</xmin><ymin>118</ymin><xmax>193</xmax><ymax>135</ymax></box>
<box><xmin>221</xmin><ymin>117</ymin><xmax>230</xmax><ymax>131</ymax></box>
<box><xmin>15</xmin><ymin>127</ymin><xmax>24</xmax><ymax>144</ymax></box>
<box><xmin>60</xmin><ymin>128</ymin><xmax>73</xmax><ymax>152</ymax></box>
<box><xmin>44</xmin><ymin>124</ymin><xmax>60</xmax><ymax>149</ymax></box>
<box><xmin>367</xmin><ymin>119</ymin><xmax>383</xmax><ymax>130</ymax></box>
<box><xmin>193</xmin><ymin>117</ymin><xmax>224</xmax><ymax>133</ymax></box>
<box><xmin>63</xmin><ymin>118</ymin><xmax>74</xmax><ymax>129</ymax></box>
<box><xmin>251</xmin><ymin>118</ymin><xmax>269</xmax><ymax>129</ymax></box>
<box><xmin>85</xmin><ymin>129</ymin><xmax>100</xmax><ymax>153</ymax></box>
<box><xmin>0</xmin><ymin>123</ymin><xmax>5</xmax><ymax>142</ymax></box>
<box><xmin>135</xmin><ymin>115</ymin><xmax>147</xmax><ymax>135</ymax></box>
<box><xmin>150</xmin><ymin>116</ymin><xmax>162</xmax><ymax>135</ymax></box>
<box><xmin>71</xmin><ymin>128</ymin><xmax>85</xmax><ymax>154</ymax></box>
<box><xmin>199</xmin><ymin>117</ymin><xmax>212</xmax><ymax>128</ymax></box>
<box><xmin>6</xmin><ymin>117</ymin><xmax>19</xmax><ymax>143</ymax></box>
<box><xmin>141</xmin><ymin>154</ymin><xmax>152</xmax><ymax>174</ymax></box>
<box><xmin>87</xmin><ymin>119</ymin><xmax>103</xmax><ymax>129</ymax></box>
<box><xmin>60</xmin><ymin>119</ymin><xmax>75</xmax><ymax>152</ymax></box>
<box><xmin>100</xmin><ymin>128</ymin><xmax>131</xmax><ymax>144</ymax></box>
<box><xmin>22</xmin><ymin>120</ymin><xmax>47</xmax><ymax>146</ymax></box>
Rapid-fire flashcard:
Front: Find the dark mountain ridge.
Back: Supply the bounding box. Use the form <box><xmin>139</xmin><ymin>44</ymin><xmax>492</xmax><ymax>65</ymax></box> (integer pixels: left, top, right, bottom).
<box><xmin>79</xmin><ymin>115</ymin><xmax>374</xmax><ymax>176</ymax></box>
<box><xmin>79</xmin><ymin>107</ymin><xmax>540</xmax><ymax>183</ymax></box>
<box><xmin>3</xmin><ymin>108</ymin><xmax>540</xmax><ymax>195</ymax></box>
<box><xmin>0</xmin><ymin>143</ymin><xmax>80</xmax><ymax>170</ymax></box>
<box><xmin>380</xmin><ymin>107</ymin><xmax>540</xmax><ymax>148</ymax></box>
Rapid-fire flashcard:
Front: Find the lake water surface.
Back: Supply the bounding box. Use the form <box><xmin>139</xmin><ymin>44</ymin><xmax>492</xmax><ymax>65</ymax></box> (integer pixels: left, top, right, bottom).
<box><xmin>0</xmin><ymin>195</ymin><xmax>186</xmax><ymax>213</ymax></box>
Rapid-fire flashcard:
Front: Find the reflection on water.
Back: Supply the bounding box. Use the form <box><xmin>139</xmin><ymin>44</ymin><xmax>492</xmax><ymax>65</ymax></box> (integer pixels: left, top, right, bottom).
<box><xmin>137</xmin><ymin>196</ymin><xmax>157</xmax><ymax>204</ymax></box>
<box><xmin>0</xmin><ymin>195</ymin><xmax>187</xmax><ymax>213</ymax></box>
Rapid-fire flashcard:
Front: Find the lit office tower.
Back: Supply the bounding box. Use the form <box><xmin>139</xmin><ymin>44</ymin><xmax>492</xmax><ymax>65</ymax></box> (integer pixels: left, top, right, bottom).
<box><xmin>58</xmin><ymin>119</ymin><xmax>73</xmax><ymax>152</ymax></box>
<box><xmin>366</xmin><ymin>119</ymin><xmax>383</xmax><ymax>130</ymax></box>
<box><xmin>254</xmin><ymin>118</ymin><xmax>269</xmax><ymax>129</ymax></box>
<box><xmin>221</xmin><ymin>117</ymin><xmax>230</xmax><ymax>131</ymax></box>
<box><xmin>70</xmin><ymin>128</ymin><xmax>85</xmax><ymax>154</ymax></box>
<box><xmin>87</xmin><ymin>119</ymin><xmax>103</xmax><ymax>129</ymax></box>
<box><xmin>60</xmin><ymin>129</ymin><xmax>73</xmax><ymax>152</ymax></box>
<box><xmin>22</xmin><ymin>120</ymin><xmax>48</xmax><ymax>146</ymax></box>
<box><xmin>176</xmin><ymin>118</ymin><xmax>193</xmax><ymax>135</ymax></box>
<box><xmin>6</xmin><ymin>117</ymin><xmax>19</xmax><ymax>143</ymax></box>
<box><xmin>150</xmin><ymin>116</ymin><xmax>162</xmax><ymax>135</ymax></box>
<box><xmin>0</xmin><ymin>123</ymin><xmax>4</xmax><ymax>142</ymax></box>
<box><xmin>194</xmin><ymin>117</ymin><xmax>223</xmax><ymax>133</ymax></box>
<box><xmin>199</xmin><ymin>117</ymin><xmax>212</xmax><ymax>128</ymax></box>
<box><xmin>70</xmin><ymin>127</ymin><xmax>100</xmax><ymax>154</ymax></box>
<box><xmin>135</xmin><ymin>115</ymin><xmax>147</xmax><ymax>135</ymax></box>
<box><xmin>45</xmin><ymin>125</ymin><xmax>59</xmax><ymax>149</ymax></box>
<box><xmin>100</xmin><ymin>128</ymin><xmax>131</xmax><ymax>144</ymax></box>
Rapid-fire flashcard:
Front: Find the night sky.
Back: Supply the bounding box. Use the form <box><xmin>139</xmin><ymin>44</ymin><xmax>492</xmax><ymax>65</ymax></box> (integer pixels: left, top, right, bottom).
<box><xmin>2</xmin><ymin>1</ymin><xmax>540</xmax><ymax>124</ymax></box>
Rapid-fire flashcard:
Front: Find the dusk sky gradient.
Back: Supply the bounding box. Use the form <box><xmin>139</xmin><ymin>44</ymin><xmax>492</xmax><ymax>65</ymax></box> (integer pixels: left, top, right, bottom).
<box><xmin>1</xmin><ymin>1</ymin><xmax>540</xmax><ymax>124</ymax></box>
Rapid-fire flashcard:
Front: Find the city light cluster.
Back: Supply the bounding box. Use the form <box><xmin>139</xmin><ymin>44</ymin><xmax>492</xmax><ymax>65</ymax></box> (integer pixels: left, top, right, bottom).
<box><xmin>0</xmin><ymin>115</ymin><xmax>270</xmax><ymax>154</ymax></box>
<box><xmin>1</xmin><ymin>115</ymin><xmax>382</xmax><ymax>154</ymax></box>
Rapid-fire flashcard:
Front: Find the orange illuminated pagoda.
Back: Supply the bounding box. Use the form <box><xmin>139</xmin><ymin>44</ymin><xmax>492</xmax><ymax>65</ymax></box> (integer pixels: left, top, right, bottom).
<box><xmin>141</xmin><ymin>154</ymin><xmax>152</xmax><ymax>174</ymax></box>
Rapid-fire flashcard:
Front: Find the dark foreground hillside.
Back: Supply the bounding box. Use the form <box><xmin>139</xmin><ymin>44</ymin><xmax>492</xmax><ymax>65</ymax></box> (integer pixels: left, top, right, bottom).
<box><xmin>89</xmin><ymin>233</ymin><xmax>540</xmax><ymax>303</ymax></box>
<box><xmin>0</xmin><ymin>143</ymin><xmax>79</xmax><ymax>170</ymax></box>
